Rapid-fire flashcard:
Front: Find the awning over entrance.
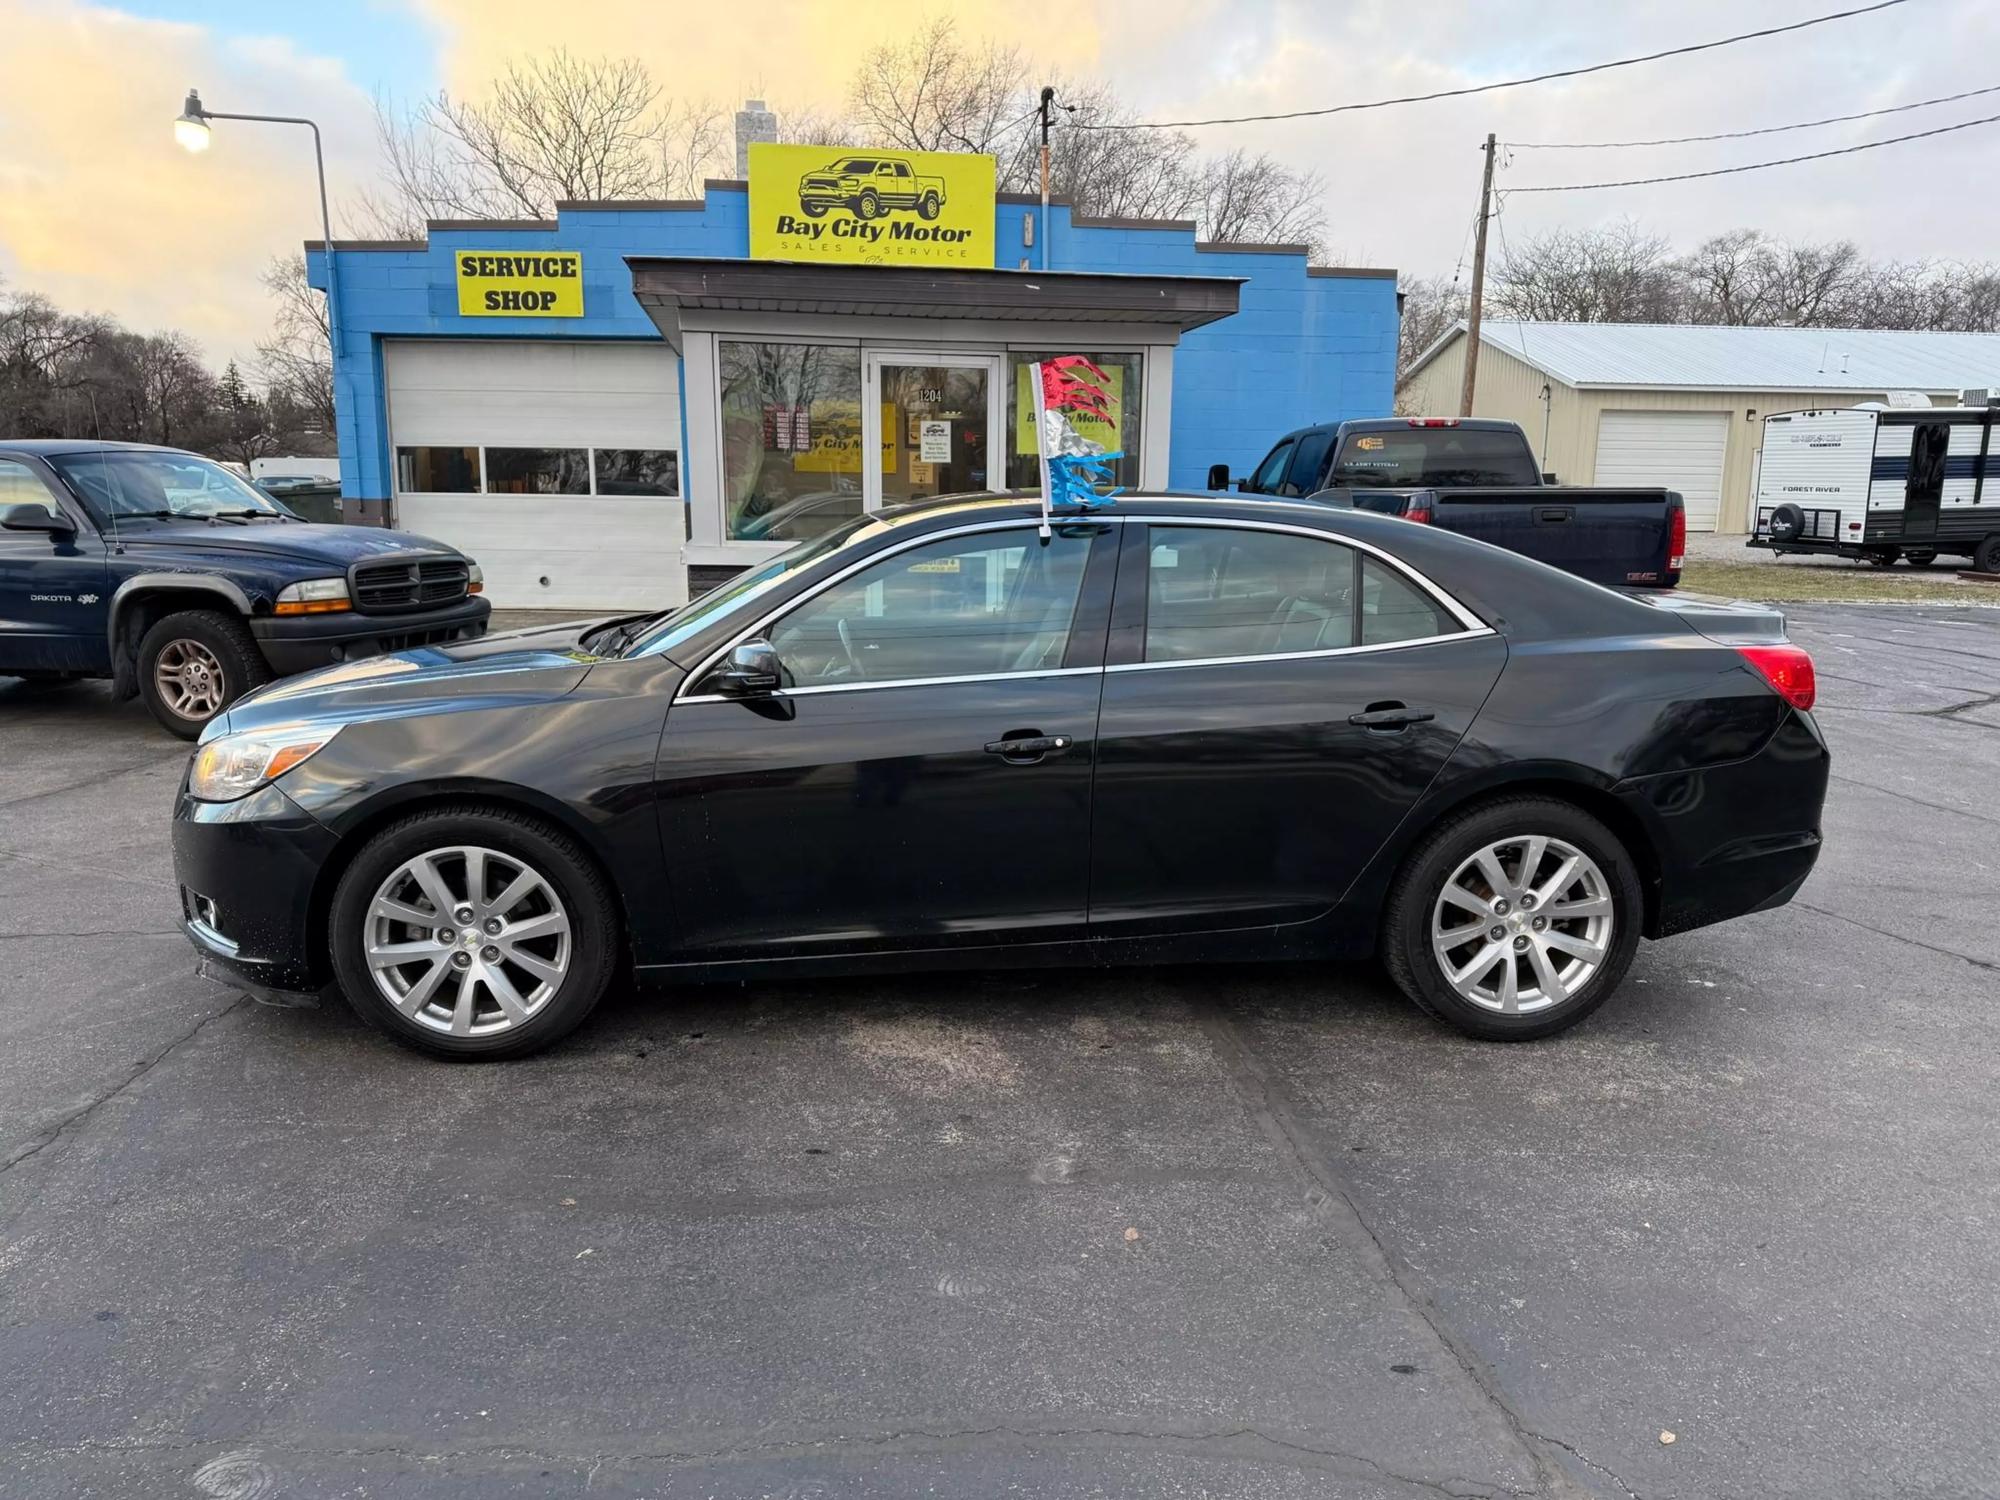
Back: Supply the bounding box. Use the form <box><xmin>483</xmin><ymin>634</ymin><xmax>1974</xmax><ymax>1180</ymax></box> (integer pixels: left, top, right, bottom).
<box><xmin>626</xmin><ymin>257</ymin><xmax>1243</xmax><ymax>350</ymax></box>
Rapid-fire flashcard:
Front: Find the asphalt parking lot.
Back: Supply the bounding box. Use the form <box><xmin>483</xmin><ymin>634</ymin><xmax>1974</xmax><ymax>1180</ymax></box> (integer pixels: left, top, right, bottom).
<box><xmin>2</xmin><ymin>602</ymin><xmax>1996</xmax><ymax>1499</ymax></box>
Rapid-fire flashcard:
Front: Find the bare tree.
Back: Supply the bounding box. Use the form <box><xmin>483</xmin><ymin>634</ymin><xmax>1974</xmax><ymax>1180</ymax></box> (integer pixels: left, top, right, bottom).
<box><xmin>255</xmin><ymin>254</ymin><xmax>335</xmax><ymax>440</ymax></box>
<box><xmin>1395</xmin><ymin>273</ymin><xmax>1469</xmax><ymax>387</ymax></box>
<box><xmin>846</xmin><ymin>22</ymin><xmax>1327</xmax><ymax>253</ymax></box>
<box><xmin>1489</xmin><ymin>222</ymin><xmax>1680</xmax><ymax>323</ymax></box>
<box><xmin>359</xmin><ymin>52</ymin><xmax>728</xmax><ymax>232</ymax></box>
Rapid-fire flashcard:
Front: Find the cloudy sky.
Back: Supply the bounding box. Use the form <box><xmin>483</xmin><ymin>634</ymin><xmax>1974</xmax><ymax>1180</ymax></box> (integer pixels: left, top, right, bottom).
<box><xmin>3</xmin><ymin>0</ymin><xmax>1995</xmax><ymax>366</ymax></box>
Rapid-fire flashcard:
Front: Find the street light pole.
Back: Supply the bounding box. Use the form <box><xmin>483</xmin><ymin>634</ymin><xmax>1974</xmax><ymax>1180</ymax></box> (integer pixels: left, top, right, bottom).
<box><xmin>174</xmin><ymin>89</ymin><xmax>341</xmax><ymax>359</ymax></box>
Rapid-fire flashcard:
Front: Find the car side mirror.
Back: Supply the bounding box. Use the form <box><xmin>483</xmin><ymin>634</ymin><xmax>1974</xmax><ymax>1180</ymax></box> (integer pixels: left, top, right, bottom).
<box><xmin>0</xmin><ymin>502</ymin><xmax>76</xmax><ymax>536</ymax></box>
<box><xmin>1206</xmin><ymin>463</ymin><xmax>1230</xmax><ymax>491</ymax></box>
<box><xmin>716</xmin><ymin>639</ymin><xmax>784</xmax><ymax>696</ymax></box>
<box><xmin>1542</xmin><ymin>471</ymin><xmax>1559</xmax><ymax>485</ymax></box>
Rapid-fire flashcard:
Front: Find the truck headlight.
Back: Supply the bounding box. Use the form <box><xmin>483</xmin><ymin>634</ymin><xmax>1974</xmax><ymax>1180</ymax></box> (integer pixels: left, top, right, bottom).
<box><xmin>189</xmin><ymin>724</ymin><xmax>342</xmax><ymax>802</ymax></box>
<box><xmin>466</xmin><ymin>563</ymin><xmax>483</xmax><ymax>596</ymax></box>
<box><xmin>274</xmin><ymin>578</ymin><xmax>351</xmax><ymax>615</ymax></box>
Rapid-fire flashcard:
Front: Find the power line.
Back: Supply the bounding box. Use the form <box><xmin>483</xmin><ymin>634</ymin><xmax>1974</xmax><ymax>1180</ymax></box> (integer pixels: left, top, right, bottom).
<box><xmin>1072</xmin><ymin>0</ymin><xmax>1911</xmax><ymax>131</ymax></box>
<box><xmin>1512</xmin><ymin>80</ymin><xmax>2000</xmax><ymax>148</ymax></box>
<box><xmin>1503</xmin><ymin>108</ymin><xmax>2000</xmax><ymax>192</ymax></box>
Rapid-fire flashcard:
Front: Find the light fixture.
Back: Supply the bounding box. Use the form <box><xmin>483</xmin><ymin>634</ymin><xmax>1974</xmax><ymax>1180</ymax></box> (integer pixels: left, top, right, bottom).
<box><xmin>174</xmin><ymin>89</ymin><xmax>211</xmax><ymax>152</ymax></box>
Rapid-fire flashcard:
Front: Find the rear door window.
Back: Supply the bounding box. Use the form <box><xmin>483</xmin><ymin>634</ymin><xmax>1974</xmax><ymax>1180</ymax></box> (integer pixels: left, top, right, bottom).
<box><xmin>1144</xmin><ymin>526</ymin><xmax>1356</xmax><ymax>662</ymax></box>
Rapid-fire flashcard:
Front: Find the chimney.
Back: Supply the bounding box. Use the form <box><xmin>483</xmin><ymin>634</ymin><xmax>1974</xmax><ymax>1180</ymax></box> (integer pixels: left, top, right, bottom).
<box><xmin>734</xmin><ymin>99</ymin><xmax>777</xmax><ymax>178</ymax></box>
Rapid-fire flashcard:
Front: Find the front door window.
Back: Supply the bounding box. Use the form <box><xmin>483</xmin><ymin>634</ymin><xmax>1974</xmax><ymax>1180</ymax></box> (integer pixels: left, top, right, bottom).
<box><xmin>866</xmin><ymin>356</ymin><xmax>997</xmax><ymax>509</ymax></box>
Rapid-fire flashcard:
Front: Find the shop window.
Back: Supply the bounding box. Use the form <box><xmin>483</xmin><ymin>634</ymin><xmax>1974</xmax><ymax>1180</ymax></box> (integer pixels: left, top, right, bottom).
<box><xmin>396</xmin><ymin>446</ymin><xmax>479</xmax><ymax>494</ymax></box>
<box><xmin>594</xmin><ymin>449</ymin><xmax>680</xmax><ymax>497</ymax></box>
<box><xmin>718</xmin><ymin>340</ymin><xmax>866</xmax><ymax>542</ymax></box>
<box><xmin>768</xmin><ymin>526</ymin><xmax>1091</xmax><ymax>689</ymax></box>
<box><xmin>1004</xmin><ymin>351</ymin><xmax>1143</xmax><ymax>491</ymax></box>
<box><xmin>485</xmin><ymin>448</ymin><xmax>589</xmax><ymax>495</ymax></box>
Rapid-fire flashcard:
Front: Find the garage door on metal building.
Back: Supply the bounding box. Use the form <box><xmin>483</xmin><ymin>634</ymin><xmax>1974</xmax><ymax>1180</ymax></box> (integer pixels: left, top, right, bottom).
<box><xmin>1593</xmin><ymin>410</ymin><xmax>1730</xmax><ymax>532</ymax></box>
<box><xmin>384</xmin><ymin>340</ymin><xmax>687</xmax><ymax>610</ymax></box>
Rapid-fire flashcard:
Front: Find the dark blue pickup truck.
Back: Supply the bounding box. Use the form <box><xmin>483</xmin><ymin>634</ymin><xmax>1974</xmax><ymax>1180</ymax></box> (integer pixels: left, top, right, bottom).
<box><xmin>0</xmin><ymin>440</ymin><xmax>489</xmax><ymax>737</ymax></box>
<box><xmin>1210</xmin><ymin>418</ymin><xmax>1685</xmax><ymax>588</ymax></box>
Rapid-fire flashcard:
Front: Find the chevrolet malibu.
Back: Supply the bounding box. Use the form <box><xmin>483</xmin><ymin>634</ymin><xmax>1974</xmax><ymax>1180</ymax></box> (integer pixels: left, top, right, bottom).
<box><xmin>171</xmin><ymin>494</ymin><xmax>1828</xmax><ymax>1060</ymax></box>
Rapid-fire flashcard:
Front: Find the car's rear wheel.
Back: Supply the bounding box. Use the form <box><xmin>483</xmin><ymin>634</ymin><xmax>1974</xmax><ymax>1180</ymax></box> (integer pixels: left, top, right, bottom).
<box><xmin>1382</xmin><ymin>796</ymin><xmax>1643</xmax><ymax>1041</ymax></box>
<box><xmin>855</xmin><ymin>189</ymin><xmax>880</xmax><ymax>220</ymax></box>
<box><xmin>137</xmin><ymin>609</ymin><xmax>270</xmax><ymax>738</ymax></box>
<box><xmin>1904</xmin><ymin>549</ymin><xmax>1938</xmax><ymax>568</ymax></box>
<box><xmin>328</xmin><ymin>807</ymin><xmax>620</xmax><ymax>1060</ymax></box>
<box><xmin>918</xmin><ymin>190</ymin><xmax>941</xmax><ymax>220</ymax></box>
<box><xmin>1974</xmin><ymin>535</ymin><xmax>2000</xmax><ymax>574</ymax></box>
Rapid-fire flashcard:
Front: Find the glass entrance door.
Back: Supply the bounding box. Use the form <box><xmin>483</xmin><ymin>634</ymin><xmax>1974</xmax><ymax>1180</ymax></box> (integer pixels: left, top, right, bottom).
<box><xmin>863</xmin><ymin>353</ymin><xmax>1001</xmax><ymax>511</ymax></box>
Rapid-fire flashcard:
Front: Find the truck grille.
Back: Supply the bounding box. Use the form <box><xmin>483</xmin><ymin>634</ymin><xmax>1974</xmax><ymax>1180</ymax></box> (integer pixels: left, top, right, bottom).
<box><xmin>352</xmin><ymin>557</ymin><xmax>469</xmax><ymax>615</ymax></box>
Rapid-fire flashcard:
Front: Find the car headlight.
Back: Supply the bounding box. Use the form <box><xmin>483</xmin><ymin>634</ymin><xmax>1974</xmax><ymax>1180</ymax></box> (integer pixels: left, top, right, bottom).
<box><xmin>466</xmin><ymin>562</ymin><xmax>483</xmax><ymax>595</ymax></box>
<box><xmin>274</xmin><ymin>578</ymin><xmax>351</xmax><ymax>615</ymax></box>
<box><xmin>189</xmin><ymin>724</ymin><xmax>342</xmax><ymax>802</ymax></box>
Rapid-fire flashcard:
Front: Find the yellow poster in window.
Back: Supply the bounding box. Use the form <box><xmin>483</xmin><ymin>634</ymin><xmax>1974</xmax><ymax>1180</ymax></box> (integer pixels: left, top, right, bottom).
<box><xmin>1016</xmin><ymin>364</ymin><xmax>1123</xmax><ymax>452</ymax></box>
<box><xmin>455</xmin><ymin>250</ymin><xmax>583</xmax><ymax>316</ymax></box>
<box><xmin>748</xmin><ymin>143</ymin><xmax>996</xmax><ymax>267</ymax></box>
<box><xmin>792</xmin><ymin>402</ymin><xmax>898</xmax><ymax>474</ymax></box>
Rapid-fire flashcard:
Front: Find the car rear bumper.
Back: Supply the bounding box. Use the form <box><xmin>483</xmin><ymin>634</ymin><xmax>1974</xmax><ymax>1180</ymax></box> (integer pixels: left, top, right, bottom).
<box><xmin>250</xmin><ymin>596</ymin><xmax>491</xmax><ymax>677</ymax></box>
<box><xmin>1617</xmin><ymin>706</ymin><xmax>1830</xmax><ymax>939</ymax></box>
<box><xmin>172</xmin><ymin>779</ymin><xmax>338</xmax><ymax>991</ymax></box>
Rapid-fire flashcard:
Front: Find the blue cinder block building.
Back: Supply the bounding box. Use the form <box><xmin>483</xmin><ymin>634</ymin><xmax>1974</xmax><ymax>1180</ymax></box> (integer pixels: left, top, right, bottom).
<box><xmin>309</xmin><ymin>149</ymin><xmax>1397</xmax><ymax>609</ymax></box>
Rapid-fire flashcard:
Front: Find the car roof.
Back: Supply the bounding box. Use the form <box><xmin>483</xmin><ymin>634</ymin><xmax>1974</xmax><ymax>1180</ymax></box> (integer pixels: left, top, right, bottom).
<box><xmin>857</xmin><ymin>489</ymin><xmax>1432</xmax><ymax>547</ymax></box>
<box><xmin>0</xmin><ymin>438</ymin><xmax>194</xmax><ymax>457</ymax></box>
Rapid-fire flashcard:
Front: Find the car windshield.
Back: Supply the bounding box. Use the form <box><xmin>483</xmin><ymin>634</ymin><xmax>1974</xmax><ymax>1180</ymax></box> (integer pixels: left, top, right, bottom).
<box><xmin>50</xmin><ymin>450</ymin><xmax>295</xmax><ymax>523</ymax></box>
<box><xmin>619</xmin><ymin>513</ymin><xmax>879</xmax><ymax>659</ymax></box>
<box><xmin>1324</xmin><ymin>429</ymin><xmax>1539</xmax><ymax>488</ymax></box>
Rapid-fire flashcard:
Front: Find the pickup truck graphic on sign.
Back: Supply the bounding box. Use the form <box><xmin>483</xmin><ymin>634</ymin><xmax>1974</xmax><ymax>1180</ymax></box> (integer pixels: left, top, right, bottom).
<box><xmin>798</xmin><ymin>156</ymin><xmax>946</xmax><ymax>221</ymax></box>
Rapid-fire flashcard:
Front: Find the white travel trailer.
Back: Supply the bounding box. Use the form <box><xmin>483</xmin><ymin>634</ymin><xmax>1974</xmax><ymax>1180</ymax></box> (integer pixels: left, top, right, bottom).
<box><xmin>1748</xmin><ymin>404</ymin><xmax>2000</xmax><ymax>571</ymax></box>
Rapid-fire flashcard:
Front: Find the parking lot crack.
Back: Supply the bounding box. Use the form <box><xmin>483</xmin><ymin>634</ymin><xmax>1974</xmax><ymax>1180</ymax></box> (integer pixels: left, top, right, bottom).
<box><xmin>0</xmin><ymin>995</ymin><xmax>246</xmax><ymax>1181</ymax></box>
<box><xmin>1196</xmin><ymin>1007</ymin><xmax>1594</xmax><ymax>1499</ymax></box>
<box><xmin>1794</xmin><ymin>900</ymin><xmax>1999</xmax><ymax>973</ymax></box>
<box><xmin>1522</xmin><ymin>1430</ymin><xmax>1640</xmax><ymax>1500</ymax></box>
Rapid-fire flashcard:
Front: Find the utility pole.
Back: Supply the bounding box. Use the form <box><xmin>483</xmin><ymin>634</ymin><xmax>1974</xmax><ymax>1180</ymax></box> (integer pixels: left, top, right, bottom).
<box><xmin>1038</xmin><ymin>86</ymin><xmax>1055</xmax><ymax>272</ymax></box>
<box><xmin>1459</xmin><ymin>132</ymin><xmax>1496</xmax><ymax>418</ymax></box>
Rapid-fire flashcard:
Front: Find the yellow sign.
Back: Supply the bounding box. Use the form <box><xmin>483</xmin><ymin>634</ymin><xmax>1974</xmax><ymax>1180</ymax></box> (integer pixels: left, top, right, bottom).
<box><xmin>792</xmin><ymin>402</ymin><xmax>898</xmax><ymax>475</ymax></box>
<box><xmin>1015</xmin><ymin>364</ymin><xmax>1124</xmax><ymax>452</ymax></box>
<box><xmin>748</xmin><ymin>143</ymin><xmax>995</xmax><ymax>267</ymax></box>
<box><xmin>455</xmin><ymin>250</ymin><xmax>583</xmax><ymax>317</ymax></box>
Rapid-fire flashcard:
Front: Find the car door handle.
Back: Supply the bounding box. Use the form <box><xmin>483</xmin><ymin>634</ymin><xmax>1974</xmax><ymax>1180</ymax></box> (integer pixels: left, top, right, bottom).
<box><xmin>1348</xmin><ymin>705</ymin><xmax>1435</xmax><ymax>730</ymax></box>
<box><xmin>984</xmin><ymin>733</ymin><xmax>1071</xmax><ymax>762</ymax></box>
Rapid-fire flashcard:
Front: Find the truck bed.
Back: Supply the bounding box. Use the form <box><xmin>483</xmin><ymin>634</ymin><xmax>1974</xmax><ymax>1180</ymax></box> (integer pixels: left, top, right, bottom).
<box><xmin>1334</xmin><ymin>486</ymin><xmax>1684</xmax><ymax>588</ymax></box>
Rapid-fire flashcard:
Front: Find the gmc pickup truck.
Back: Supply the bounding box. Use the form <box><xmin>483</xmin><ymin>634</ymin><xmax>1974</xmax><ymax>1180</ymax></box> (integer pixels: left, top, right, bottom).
<box><xmin>797</xmin><ymin>157</ymin><xmax>947</xmax><ymax>221</ymax></box>
<box><xmin>1</xmin><ymin>440</ymin><xmax>490</xmax><ymax>737</ymax></box>
<box><xmin>1209</xmin><ymin>418</ymin><xmax>1685</xmax><ymax>588</ymax></box>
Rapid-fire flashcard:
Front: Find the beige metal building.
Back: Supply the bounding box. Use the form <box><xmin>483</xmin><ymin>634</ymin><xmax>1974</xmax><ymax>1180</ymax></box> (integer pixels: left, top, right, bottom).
<box><xmin>1401</xmin><ymin>321</ymin><xmax>2000</xmax><ymax>532</ymax></box>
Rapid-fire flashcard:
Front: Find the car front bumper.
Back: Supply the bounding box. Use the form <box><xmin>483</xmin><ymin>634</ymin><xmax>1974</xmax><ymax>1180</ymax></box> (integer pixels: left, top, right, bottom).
<box><xmin>250</xmin><ymin>596</ymin><xmax>491</xmax><ymax>677</ymax></box>
<box><xmin>172</xmin><ymin>779</ymin><xmax>340</xmax><ymax>992</ymax></box>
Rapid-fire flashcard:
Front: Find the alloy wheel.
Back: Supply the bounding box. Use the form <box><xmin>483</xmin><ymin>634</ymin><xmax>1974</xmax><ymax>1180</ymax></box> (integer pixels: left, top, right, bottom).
<box><xmin>154</xmin><ymin>638</ymin><xmax>225</xmax><ymax>720</ymax></box>
<box><xmin>363</xmin><ymin>845</ymin><xmax>572</xmax><ymax>1036</ymax></box>
<box><xmin>1430</xmin><ymin>835</ymin><xmax>1614</xmax><ymax>1014</ymax></box>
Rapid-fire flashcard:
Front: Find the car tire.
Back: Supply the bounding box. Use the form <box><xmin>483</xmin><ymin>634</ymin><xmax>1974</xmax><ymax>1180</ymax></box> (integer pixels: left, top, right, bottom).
<box><xmin>918</xmin><ymin>191</ymin><xmax>941</xmax><ymax>220</ymax></box>
<box><xmin>1904</xmin><ymin>549</ymin><xmax>1938</xmax><ymax>569</ymax></box>
<box><xmin>856</xmin><ymin>190</ymin><xmax>879</xmax><ymax>220</ymax></box>
<box><xmin>1767</xmin><ymin>503</ymin><xmax>1805</xmax><ymax>543</ymax></box>
<box><xmin>1381</xmin><ymin>795</ymin><xmax>1643</xmax><ymax>1042</ymax></box>
<box><xmin>802</xmin><ymin>202</ymin><xmax>826</xmax><ymax>218</ymax></box>
<box><xmin>1864</xmin><ymin>548</ymin><xmax>1900</xmax><ymax>568</ymax></box>
<box><xmin>137</xmin><ymin>609</ymin><xmax>270</xmax><ymax>739</ymax></box>
<box><xmin>1975</xmin><ymin>536</ymin><xmax>2000</xmax><ymax>574</ymax></box>
<box><xmin>328</xmin><ymin>805</ymin><xmax>621</xmax><ymax>1061</ymax></box>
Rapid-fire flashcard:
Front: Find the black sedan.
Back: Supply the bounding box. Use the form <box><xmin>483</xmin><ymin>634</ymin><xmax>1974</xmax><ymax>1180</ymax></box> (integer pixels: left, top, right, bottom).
<box><xmin>171</xmin><ymin>493</ymin><xmax>1828</xmax><ymax>1060</ymax></box>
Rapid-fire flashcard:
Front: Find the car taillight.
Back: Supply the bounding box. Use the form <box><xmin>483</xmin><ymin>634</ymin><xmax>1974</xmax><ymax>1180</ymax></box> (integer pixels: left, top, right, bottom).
<box><xmin>1668</xmin><ymin>503</ymin><xmax>1686</xmax><ymax>573</ymax></box>
<box><xmin>1738</xmin><ymin>644</ymin><xmax>1816</xmax><ymax>711</ymax></box>
<box><xmin>1404</xmin><ymin>500</ymin><xmax>1433</xmax><ymax>524</ymax></box>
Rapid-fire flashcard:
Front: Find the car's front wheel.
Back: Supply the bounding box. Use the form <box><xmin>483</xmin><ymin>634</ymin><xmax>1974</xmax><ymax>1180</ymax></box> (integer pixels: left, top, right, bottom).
<box><xmin>328</xmin><ymin>807</ymin><xmax>620</xmax><ymax>1059</ymax></box>
<box><xmin>137</xmin><ymin>609</ymin><xmax>270</xmax><ymax>738</ymax></box>
<box><xmin>1382</xmin><ymin>796</ymin><xmax>1643</xmax><ymax>1041</ymax></box>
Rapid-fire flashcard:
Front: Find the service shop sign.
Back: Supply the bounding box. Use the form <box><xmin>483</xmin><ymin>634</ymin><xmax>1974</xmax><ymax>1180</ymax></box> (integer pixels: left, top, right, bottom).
<box><xmin>455</xmin><ymin>250</ymin><xmax>584</xmax><ymax>316</ymax></box>
<box><xmin>748</xmin><ymin>143</ymin><xmax>995</xmax><ymax>267</ymax></box>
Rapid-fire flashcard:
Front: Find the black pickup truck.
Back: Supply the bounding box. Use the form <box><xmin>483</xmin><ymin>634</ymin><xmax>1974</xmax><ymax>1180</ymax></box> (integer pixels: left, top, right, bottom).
<box><xmin>1</xmin><ymin>440</ymin><xmax>489</xmax><ymax>737</ymax></box>
<box><xmin>1209</xmin><ymin>418</ymin><xmax>1685</xmax><ymax>588</ymax></box>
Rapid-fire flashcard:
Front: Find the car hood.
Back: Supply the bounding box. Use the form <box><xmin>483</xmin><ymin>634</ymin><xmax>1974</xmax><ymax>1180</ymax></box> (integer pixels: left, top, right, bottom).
<box><xmin>203</xmin><ymin>616</ymin><xmax>618</xmax><ymax>740</ymax></box>
<box><xmin>119</xmin><ymin>521</ymin><xmax>466</xmax><ymax>570</ymax></box>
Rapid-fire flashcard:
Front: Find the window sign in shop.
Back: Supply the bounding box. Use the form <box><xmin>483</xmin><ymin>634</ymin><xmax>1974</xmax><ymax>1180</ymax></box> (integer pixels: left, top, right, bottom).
<box><xmin>919</xmin><ymin>420</ymin><xmax>952</xmax><ymax>464</ymax></box>
<box><xmin>747</xmin><ymin>143</ymin><xmax>996</xmax><ymax>267</ymax></box>
<box><xmin>1015</xmin><ymin>362</ymin><xmax>1121</xmax><ymax>452</ymax></box>
<box><xmin>454</xmin><ymin>251</ymin><xmax>584</xmax><ymax>317</ymax></box>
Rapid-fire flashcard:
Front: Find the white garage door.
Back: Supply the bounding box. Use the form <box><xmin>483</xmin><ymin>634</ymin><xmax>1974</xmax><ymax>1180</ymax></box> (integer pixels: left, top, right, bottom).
<box><xmin>384</xmin><ymin>340</ymin><xmax>687</xmax><ymax>610</ymax></box>
<box><xmin>1594</xmin><ymin>410</ymin><xmax>1730</xmax><ymax>532</ymax></box>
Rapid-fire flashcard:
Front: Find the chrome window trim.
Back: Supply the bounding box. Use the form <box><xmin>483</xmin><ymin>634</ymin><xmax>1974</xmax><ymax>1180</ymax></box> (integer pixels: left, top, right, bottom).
<box><xmin>669</xmin><ymin>510</ymin><xmax>1489</xmax><ymax>704</ymax></box>
<box><xmin>677</xmin><ymin>664</ymin><xmax>1102</xmax><ymax>706</ymax></box>
<box><xmin>1104</xmin><ymin>628</ymin><xmax>1492</xmax><ymax>677</ymax></box>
